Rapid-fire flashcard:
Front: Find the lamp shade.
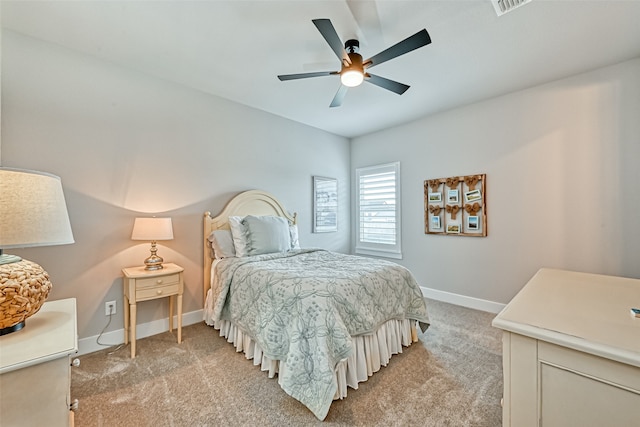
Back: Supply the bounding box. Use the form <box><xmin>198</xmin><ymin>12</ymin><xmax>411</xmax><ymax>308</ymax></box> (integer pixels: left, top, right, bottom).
<box><xmin>0</xmin><ymin>168</ymin><xmax>74</xmax><ymax>335</ymax></box>
<box><xmin>0</xmin><ymin>168</ymin><xmax>74</xmax><ymax>249</ymax></box>
<box><xmin>131</xmin><ymin>217</ymin><xmax>174</xmax><ymax>241</ymax></box>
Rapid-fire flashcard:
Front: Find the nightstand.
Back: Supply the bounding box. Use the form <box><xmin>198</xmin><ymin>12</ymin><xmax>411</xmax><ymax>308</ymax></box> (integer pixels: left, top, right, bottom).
<box><xmin>122</xmin><ymin>263</ymin><xmax>184</xmax><ymax>358</ymax></box>
<box><xmin>0</xmin><ymin>298</ymin><xmax>79</xmax><ymax>426</ymax></box>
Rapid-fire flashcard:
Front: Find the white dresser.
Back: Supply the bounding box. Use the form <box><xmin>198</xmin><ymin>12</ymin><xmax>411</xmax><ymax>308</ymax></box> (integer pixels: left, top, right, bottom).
<box><xmin>492</xmin><ymin>268</ymin><xmax>640</xmax><ymax>427</ymax></box>
<box><xmin>0</xmin><ymin>298</ymin><xmax>79</xmax><ymax>426</ymax></box>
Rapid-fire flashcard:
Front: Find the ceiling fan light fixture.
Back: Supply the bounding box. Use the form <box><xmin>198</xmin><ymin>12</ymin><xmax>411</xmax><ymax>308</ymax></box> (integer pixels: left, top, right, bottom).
<box><xmin>341</xmin><ymin>70</ymin><xmax>364</xmax><ymax>87</ymax></box>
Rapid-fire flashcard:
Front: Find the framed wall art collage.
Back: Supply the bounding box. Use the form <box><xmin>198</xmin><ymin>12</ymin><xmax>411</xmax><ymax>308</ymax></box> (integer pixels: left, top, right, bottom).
<box><xmin>424</xmin><ymin>174</ymin><xmax>487</xmax><ymax>237</ymax></box>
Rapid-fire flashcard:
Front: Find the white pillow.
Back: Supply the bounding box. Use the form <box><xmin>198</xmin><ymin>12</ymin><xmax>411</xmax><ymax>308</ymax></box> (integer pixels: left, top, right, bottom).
<box><xmin>208</xmin><ymin>230</ymin><xmax>236</xmax><ymax>259</ymax></box>
<box><xmin>243</xmin><ymin>215</ymin><xmax>292</xmax><ymax>256</ymax></box>
<box><xmin>229</xmin><ymin>216</ymin><xmax>249</xmax><ymax>257</ymax></box>
<box><xmin>289</xmin><ymin>224</ymin><xmax>300</xmax><ymax>249</ymax></box>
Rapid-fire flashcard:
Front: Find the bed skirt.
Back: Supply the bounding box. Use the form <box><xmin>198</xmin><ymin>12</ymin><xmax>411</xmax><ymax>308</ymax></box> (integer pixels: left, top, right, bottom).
<box><xmin>207</xmin><ymin>317</ymin><xmax>419</xmax><ymax>400</ymax></box>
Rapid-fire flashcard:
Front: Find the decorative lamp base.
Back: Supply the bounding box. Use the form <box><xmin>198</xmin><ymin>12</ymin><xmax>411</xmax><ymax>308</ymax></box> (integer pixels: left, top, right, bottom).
<box><xmin>0</xmin><ymin>320</ymin><xmax>25</xmax><ymax>336</ymax></box>
<box><xmin>144</xmin><ymin>255</ymin><xmax>164</xmax><ymax>271</ymax></box>
<box><xmin>143</xmin><ymin>241</ymin><xmax>164</xmax><ymax>270</ymax></box>
<box><xmin>0</xmin><ymin>258</ymin><xmax>52</xmax><ymax>334</ymax></box>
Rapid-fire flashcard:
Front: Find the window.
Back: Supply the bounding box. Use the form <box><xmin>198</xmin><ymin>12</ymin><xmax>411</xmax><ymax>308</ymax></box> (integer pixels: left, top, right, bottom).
<box><xmin>355</xmin><ymin>162</ymin><xmax>402</xmax><ymax>259</ymax></box>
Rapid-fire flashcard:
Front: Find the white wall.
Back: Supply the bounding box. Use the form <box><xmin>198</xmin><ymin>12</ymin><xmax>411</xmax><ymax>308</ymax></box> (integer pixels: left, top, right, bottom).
<box><xmin>351</xmin><ymin>58</ymin><xmax>640</xmax><ymax>306</ymax></box>
<box><xmin>1</xmin><ymin>31</ymin><xmax>350</xmax><ymax>340</ymax></box>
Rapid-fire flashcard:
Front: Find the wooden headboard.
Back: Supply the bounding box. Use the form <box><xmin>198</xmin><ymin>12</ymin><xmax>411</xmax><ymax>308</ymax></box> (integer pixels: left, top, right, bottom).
<box><xmin>203</xmin><ymin>190</ymin><xmax>297</xmax><ymax>303</ymax></box>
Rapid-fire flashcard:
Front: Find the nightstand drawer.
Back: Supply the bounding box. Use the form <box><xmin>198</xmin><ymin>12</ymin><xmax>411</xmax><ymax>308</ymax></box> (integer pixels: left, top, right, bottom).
<box><xmin>135</xmin><ymin>273</ymin><xmax>180</xmax><ymax>289</ymax></box>
<box><xmin>136</xmin><ymin>283</ymin><xmax>180</xmax><ymax>300</ymax></box>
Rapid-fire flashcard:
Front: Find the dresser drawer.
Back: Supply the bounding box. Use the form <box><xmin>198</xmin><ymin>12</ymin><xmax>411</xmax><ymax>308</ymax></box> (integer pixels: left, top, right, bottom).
<box><xmin>539</xmin><ymin>341</ymin><xmax>640</xmax><ymax>392</ymax></box>
<box><xmin>136</xmin><ymin>283</ymin><xmax>180</xmax><ymax>300</ymax></box>
<box><xmin>135</xmin><ymin>273</ymin><xmax>180</xmax><ymax>289</ymax></box>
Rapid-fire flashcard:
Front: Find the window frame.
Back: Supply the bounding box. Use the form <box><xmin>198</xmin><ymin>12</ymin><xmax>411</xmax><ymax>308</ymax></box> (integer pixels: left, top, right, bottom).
<box><xmin>355</xmin><ymin>161</ymin><xmax>402</xmax><ymax>259</ymax></box>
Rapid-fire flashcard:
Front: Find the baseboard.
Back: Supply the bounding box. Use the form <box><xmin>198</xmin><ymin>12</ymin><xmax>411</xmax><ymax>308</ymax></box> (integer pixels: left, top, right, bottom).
<box><xmin>420</xmin><ymin>286</ymin><xmax>505</xmax><ymax>314</ymax></box>
<box><xmin>78</xmin><ymin>309</ymin><xmax>204</xmax><ymax>356</ymax></box>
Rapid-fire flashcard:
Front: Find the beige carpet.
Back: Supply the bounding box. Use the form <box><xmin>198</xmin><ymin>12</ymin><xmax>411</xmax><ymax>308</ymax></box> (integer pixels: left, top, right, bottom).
<box><xmin>71</xmin><ymin>299</ymin><xmax>503</xmax><ymax>426</ymax></box>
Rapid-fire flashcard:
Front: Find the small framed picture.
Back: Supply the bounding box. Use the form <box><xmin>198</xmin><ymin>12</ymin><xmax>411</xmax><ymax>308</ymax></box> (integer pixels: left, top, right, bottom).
<box><xmin>428</xmin><ymin>192</ymin><xmax>442</xmax><ymax>203</ymax></box>
<box><xmin>431</xmin><ymin>216</ymin><xmax>441</xmax><ymax>230</ymax></box>
<box><xmin>446</xmin><ymin>223</ymin><xmax>461</xmax><ymax>234</ymax></box>
<box><xmin>467</xmin><ymin>216</ymin><xmax>479</xmax><ymax>230</ymax></box>
<box><xmin>447</xmin><ymin>189</ymin><xmax>459</xmax><ymax>203</ymax></box>
<box><xmin>465</xmin><ymin>189</ymin><xmax>481</xmax><ymax>202</ymax></box>
<box><xmin>313</xmin><ymin>176</ymin><xmax>338</xmax><ymax>233</ymax></box>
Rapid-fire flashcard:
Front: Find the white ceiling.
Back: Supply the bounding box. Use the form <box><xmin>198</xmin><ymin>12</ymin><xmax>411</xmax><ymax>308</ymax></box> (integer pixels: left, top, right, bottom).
<box><xmin>2</xmin><ymin>1</ymin><xmax>640</xmax><ymax>138</ymax></box>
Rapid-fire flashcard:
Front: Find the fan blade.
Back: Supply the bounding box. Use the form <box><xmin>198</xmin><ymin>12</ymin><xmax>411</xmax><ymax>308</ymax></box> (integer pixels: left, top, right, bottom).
<box><xmin>278</xmin><ymin>71</ymin><xmax>337</xmax><ymax>81</ymax></box>
<box><xmin>365</xmin><ymin>73</ymin><xmax>410</xmax><ymax>95</ymax></box>
<box><xmin>330</xmin><ymin>85</ymin><xmax>348</xmax><ymax>108</ymax></box>
<box><xmin>312</xmin><ymin>19</ymin><xmax>350</xmax><ymax>65</ymax></box>
<box><xmin>364</xmin><ymin>29</ymin><xmax>431</xmax><ymax>69</ymax></box>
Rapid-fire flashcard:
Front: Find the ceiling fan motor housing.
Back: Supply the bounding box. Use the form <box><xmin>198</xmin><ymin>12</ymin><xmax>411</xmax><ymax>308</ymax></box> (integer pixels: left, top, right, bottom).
<box><xmin>344</xmin><ymin>53</ymin><xmax>363</xmax><ymax>71</ymax></box>
<box><xmin>343</xmin><ymin>40</ymin><xmax>364</xmax><ymax>74</ymax></box>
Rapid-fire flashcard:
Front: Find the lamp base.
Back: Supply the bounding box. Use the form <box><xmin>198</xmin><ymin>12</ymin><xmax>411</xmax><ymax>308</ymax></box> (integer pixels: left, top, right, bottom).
<box><xmin>0</xmin><ymin>258</ymin><xmax>52</xmax><ymax>334</ymax></box>
<box><xmin>143</xmin><ymin>241</ymin><xmax>164</xmax><ymax>270</ymax></box>
<box><xmin>0</xmin><ymin>320</ymin><xmax>25</xmax><ymax>336</ymax></box>
<box><xmin>144</xmin><ymin>255</ymin><xmax>164</xmax><ymax>271</ymax></box>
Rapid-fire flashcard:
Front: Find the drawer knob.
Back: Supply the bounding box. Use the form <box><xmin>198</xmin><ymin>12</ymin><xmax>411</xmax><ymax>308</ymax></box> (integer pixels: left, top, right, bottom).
<box><xmin>156</xmin><ymin>290</ymin><xmax>163</xmax><ymax>295</ymax></box>
<box><xmin>70</xmin><ymin>399</ymin><xmax>79</xmax><ymax>411</ymax></box>
<box><xmin>156</xmin><ymin>279</ymin><xmax>163</xmax><ymax>284</ymax></box>
<box><xmin>72</xmin><ymin>358</ymin><xmax>81</xmax><ymax>367</ymax></box>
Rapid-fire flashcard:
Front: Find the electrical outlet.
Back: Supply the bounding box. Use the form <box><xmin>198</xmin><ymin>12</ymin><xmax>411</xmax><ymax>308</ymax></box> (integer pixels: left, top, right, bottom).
<box><xmin>105</xmin><ymin>301</ymin><xmax>116</xmax><ymax>316</ymax></box>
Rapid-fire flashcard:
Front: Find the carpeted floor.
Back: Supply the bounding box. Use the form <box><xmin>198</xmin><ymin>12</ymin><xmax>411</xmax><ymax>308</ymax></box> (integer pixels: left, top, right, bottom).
<box><xmin>71</xmin><ymin>299</ymin><xmax>503</xmax><ymax>426</ymax></box>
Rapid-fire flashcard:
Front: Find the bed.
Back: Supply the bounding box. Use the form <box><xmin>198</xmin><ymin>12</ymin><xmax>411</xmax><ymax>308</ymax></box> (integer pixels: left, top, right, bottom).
<box><xmin>202</xmin><ymin>190</ymin><xmax>430</xmax><ymax>420</ymax></box>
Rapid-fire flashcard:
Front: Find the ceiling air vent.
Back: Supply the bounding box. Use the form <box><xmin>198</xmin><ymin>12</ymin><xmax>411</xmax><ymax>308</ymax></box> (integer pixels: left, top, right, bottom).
<box><xmin>492</xmin><ymin>0</ymin><xmax>532</xmax><ymax>16</ymax></box>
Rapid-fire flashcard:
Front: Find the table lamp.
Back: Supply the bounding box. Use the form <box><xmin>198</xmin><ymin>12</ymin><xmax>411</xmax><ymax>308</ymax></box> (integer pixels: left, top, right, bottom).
<box><xmin>0</xmin><ymin>168</ymin><xmax>75</xmax><ymax>335</ymax></box>
<box><xmin>131</xmin><ymin>217</ymin><xmax>173</xmax><ymax>270</ymax></box>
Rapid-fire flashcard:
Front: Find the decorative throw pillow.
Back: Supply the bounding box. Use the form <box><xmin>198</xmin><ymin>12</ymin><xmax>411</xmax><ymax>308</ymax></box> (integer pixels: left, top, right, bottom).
<box><xmin>243</xmin><ymin>215</ymin><xmax>292</xmax><ymax>256</ymax></box>
<box><xmin>229</xmin><ymin>216</ymin><xmax>249</xmax><ymax>257</ymax></box>
<box><xmin>208</xmin><ymin>230</ymin><xmax>236</xmax><ymax>259</ymax></box>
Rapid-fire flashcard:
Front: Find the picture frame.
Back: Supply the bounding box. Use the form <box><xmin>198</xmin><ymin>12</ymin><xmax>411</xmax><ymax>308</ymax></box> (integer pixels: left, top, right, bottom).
<box><xmin>428</xmin><ymin>192</ymin><xmax>442</xmax><ymax>203</ymax></box>
<box><xmin>425</xmin><ymin>174</ymin><xmax>487</xmax><ymax>237</ymax></box>
<box><xmin>313</xmin><ymin>176</ymin><xmax>338</xmax><ymax>233</ymax></box>
<box><xmin>431</xmin><ymin>216</ymin><xmax>441</xmax><ymax>230</ymax></box>
<box><xmin>467</xmin><ymin>216</ymin><xmax>479</xmax><ymax>230</ymax></box>
<box><xmin>465</xmin><ymin>189</ymin><xmax>482</xmax><ymax>203</ymax></box>
<box><xmin>446</xmin><ymin>223</ymin><xmax>461</xmax><ymax>234</ymax></box>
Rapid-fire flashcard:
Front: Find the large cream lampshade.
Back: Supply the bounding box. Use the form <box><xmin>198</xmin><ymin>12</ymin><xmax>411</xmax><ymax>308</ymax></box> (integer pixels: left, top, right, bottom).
<box><xmin>0</xmin><ymin>168</ymin><xmax>74</xmax><ymax>335</ymax></box>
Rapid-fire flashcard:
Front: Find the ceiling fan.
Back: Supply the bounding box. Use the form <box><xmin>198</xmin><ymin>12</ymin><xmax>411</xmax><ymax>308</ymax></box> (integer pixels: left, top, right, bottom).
<box><xmin>277</xmin><ymin>19</ymin><xmax>431</xmax><ymax>108</ymax></box>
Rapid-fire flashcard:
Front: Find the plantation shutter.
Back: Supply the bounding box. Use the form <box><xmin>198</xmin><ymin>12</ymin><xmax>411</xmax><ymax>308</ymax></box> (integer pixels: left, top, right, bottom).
<box><xmin>355</xmin><ymin>162</ymin><xmax>402</xmax><ymax>259</ymax></box>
